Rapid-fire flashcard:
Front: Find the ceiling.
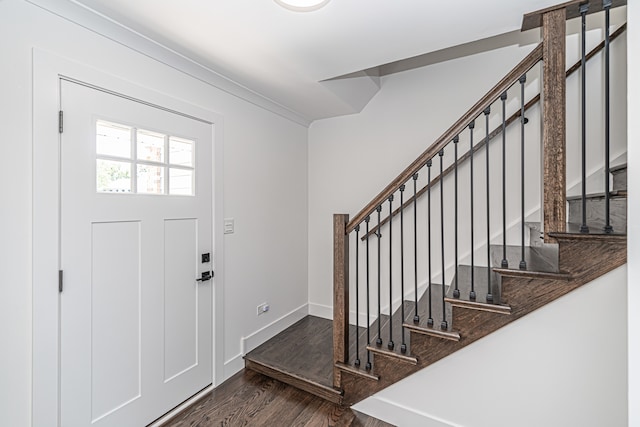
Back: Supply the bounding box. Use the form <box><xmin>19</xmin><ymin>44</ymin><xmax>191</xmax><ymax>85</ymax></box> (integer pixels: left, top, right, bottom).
<box><xmin>69</xmin><ymin>0</ymin><xmax>563</xmax><ymax>123</ymax></box>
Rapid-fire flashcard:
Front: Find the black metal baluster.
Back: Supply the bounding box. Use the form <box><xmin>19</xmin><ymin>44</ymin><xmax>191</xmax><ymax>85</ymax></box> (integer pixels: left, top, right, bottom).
<box><xmin>365</xmin><ymin>216</ymin><xmax>372</xmax><ymax>370</ymax></box>
<box><xmin>376</xmin><ymin>205</ymin><xmax>383</xmax><ymax>346</ymax></box>
<box><xmin>399</xmin><ymin>184</ymin><xmax>407</xmax><ymax>353</ymax></box>
<box><xmin>439</xmin><ymin>150</ymin><xmax>448</xmax><ymax>329</ymax></box>
<box><xmin>355</xmin><ymin>225</ymin><xmax>361</xmax><ymax>367</ymax></box>
<box><xmin>388</xmin><ymin>195</ymin><xmax>394</xmax><ymax>350</ymax></box>
<box><xmin>580</xmin><ymin>3</ymin><xmax>590</xmax><ymax>234</ymax></box>
<box><xmin>501</xmin><ymin>92</ymin><xmax>509</xmax><ymax>268</ymax></box>
<box><xmin>427</xmin><ymin>159</ymin><xmax>434</xmax><ymax>326</ymax></box>
<box><xmin>604</xmin><ymin>0</ymin><xmax>613</xmax><ymax>233</ymax></box>
<box><xmin>469</xmin><ymin>121</ymin><xmax>477</xmax><ymax>300</ymax></box>
<box><xmin>484</xmin><ymin>107</ymin><xmax>493</xmax><ymax>303</ymax></box>
<box><xmin>453</xmin><ymin>136</ymin><xmax>460</xmax><ymax>299</ymax></box>
<box><xmin>412</xmin><ymin>173</ymin><xmax>420</xmax><ymax>323</ymax></box>
<box><xmin>519</xmin><ymin>75</ymin><xmax>528</xmax><ymax>270</ymax></box>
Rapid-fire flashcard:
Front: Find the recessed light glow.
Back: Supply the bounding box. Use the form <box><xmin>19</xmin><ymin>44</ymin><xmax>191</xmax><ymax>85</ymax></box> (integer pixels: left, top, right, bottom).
<box><xmin>275</xmin><ymin>0</ymin><xmax>330</xmax><ymax>12</ymax></box>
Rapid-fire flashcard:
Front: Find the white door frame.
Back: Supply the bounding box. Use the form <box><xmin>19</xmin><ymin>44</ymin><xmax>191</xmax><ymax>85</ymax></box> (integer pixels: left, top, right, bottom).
<box><xmin>32</xmin><ymin>49</ymin><xmax>225</xmax><ymax>426</ymax></box>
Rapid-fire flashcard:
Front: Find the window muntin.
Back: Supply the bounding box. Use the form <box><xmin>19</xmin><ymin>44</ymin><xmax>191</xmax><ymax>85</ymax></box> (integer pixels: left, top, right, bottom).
<box><xmin>95</xmin><ymin>120</ymin><xmax>195</xmax><ymax>196</ymax></box>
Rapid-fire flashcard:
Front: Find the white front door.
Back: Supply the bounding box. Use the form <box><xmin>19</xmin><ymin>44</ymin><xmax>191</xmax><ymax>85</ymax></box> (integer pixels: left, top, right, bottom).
<box><xmin>60</xmin><ymin>80</ymin><xmax>213</xmax><ymax>427</ymax></box>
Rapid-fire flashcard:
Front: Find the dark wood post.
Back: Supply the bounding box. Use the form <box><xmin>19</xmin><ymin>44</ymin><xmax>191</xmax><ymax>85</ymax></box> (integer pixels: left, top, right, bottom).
<box><xmin>333</xmin><ymin>214</ymin><xmax>349</xmax><ymax>389</ymax></box>
<box><xmin>542</xmin><ymin>8</ymin><xmax>567</xmax><ymax>242</ymax></box>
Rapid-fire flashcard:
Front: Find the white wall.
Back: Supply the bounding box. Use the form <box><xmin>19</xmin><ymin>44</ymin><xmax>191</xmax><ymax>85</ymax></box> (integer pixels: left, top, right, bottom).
<box><xmin>0</xmin><ymin>1</ymin><xmax>308</xmax><ymax>425</ymax></box>
<box><xmin>354</xmin><ymin>266</ymin><xmax>628</xmax><ymax>427</ymax></box>
<box><xmin>626</xmin><ymin>1</ymin><xmax>639</xmax><ymax>426</ymax></box>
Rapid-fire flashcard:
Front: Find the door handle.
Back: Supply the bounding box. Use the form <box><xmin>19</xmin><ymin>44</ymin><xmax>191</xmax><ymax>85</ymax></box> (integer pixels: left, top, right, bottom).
<box><xmin>196</xmin><ymin>271</ymin><xmax>213</xmax><ymax>282</ymax></box>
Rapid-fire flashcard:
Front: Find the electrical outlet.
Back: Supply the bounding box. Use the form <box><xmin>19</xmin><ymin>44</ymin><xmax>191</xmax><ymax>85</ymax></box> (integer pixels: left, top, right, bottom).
<box><xmin>257</xmin><ymin>303</ymin><xmax>270</xmax><ymax>316</ymax></box>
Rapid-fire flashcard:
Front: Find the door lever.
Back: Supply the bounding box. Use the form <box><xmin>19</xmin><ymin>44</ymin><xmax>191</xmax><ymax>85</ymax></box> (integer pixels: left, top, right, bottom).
<box><xmin>196</xmin><ymin>271</ymin><xmax>213</xmax><ymax>282</ymax></box>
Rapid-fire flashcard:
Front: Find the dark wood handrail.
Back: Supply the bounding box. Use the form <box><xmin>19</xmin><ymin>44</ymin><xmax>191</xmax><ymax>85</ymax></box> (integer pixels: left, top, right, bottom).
<box><xmin>522</xmin><ymin>0</ymin><xmax>627</xmax><ymax>31</ymax></box>
<box><xmin>360</xmin><ymin>23</ymin><xmax>626</xmax><ymax>241</ymax></box>
<box><xmin>345</xmin><ymin>43</ymin><xmax>544</xmax><ymax>234</ymax></box>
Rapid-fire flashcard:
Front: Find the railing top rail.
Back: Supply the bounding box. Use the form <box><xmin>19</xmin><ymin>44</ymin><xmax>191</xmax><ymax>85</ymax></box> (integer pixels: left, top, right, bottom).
<box><xmin>522</xmin><ymin>0</ymin><xmax>627</xmax><ymax>31</ymax></box>
<box><xmin>345</xmin><ymin>43</ymin><xmax>543</xmax><ymax>234</ymax></box>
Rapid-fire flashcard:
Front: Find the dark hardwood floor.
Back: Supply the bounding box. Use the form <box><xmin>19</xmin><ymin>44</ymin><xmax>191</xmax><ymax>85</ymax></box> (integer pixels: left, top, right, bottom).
<box><xmin>164</xmin><ymin>369</ymin><xmax>393</xmax><ymax>427</ymax></box>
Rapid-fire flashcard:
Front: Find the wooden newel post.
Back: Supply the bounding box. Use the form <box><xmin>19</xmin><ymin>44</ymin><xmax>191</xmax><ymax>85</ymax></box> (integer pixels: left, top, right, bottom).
<box><xmin>542</xmin><ymin>8</ymin><xmax>567</xmax><ymax>241</ymax></box>
<box><xmin>333</xmin><ymin>214</ymin><xmax>349</xmax><ymax>389</ymax></box>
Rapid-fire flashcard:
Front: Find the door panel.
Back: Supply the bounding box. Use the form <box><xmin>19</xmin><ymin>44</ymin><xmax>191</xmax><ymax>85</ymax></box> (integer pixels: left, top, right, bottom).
<box><xmin>163</xmin><ymin>218</ymin><xmax>199</xmax><ymax>382</ymax></box>
<box><xmin>91</xmin><ymin>221</ymin><xmax>142</xmax><ymax>423</ymax></box>
<box><xmin>60</xmin><ymin>80</ymin><xmax>213</xmax><ymax>427</ymax></box>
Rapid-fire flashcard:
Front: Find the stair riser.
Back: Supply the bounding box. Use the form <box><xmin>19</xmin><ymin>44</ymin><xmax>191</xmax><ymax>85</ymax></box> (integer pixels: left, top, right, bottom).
<box><xmin>567</xmin><ymin>197</ymin><xmax>626</xmax><ymax>232</ymax></box>
<box><xmin>612</xmin><ymin>168</ymin><xmax>627</xmax><ymax>191</ymax></box>
<box><xmin>500</xmin><ymin>276</ymin><xmax>579</xmax><ymax>316</ymax></box>
<box><xmin>340</xmin><ymin>356</ymin><xmax>415</xmax><ymax>405</ymax></box>
<box><xmin>557</xmin><ymin>238</ymin><xmax>627</xmax><ymax>280</ymax></box>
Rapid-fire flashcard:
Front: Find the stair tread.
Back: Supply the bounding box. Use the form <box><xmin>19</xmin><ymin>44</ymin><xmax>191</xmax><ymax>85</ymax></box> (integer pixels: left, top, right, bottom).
<box><xmin>490</xmin><ymin>244</ymin><xmax>559</xmax><ymax>273</ymax></box>
<box><xmin>610</xmin><ymin>163</ymin><xmax>627</xmax><ymax>173</ymax></box>
<box><xmin>367</xmin><ymin>300</ymin><xmax>416</xmax><ymax>360</ymax></box>
<box><xmin>493</xmin><ymin>267</ymin><xmax>572</xmax><ymax>281</ymax></box>
<box><xmin>549</xmin><ymin>228</ymin><xmax>627</xmax><ymax>240</ymax></box>
<box><xmin>445</xmin><ymin>265</ymin><xmax>511</xmax><ymax>313</ymax></box>
<box><xmin>366</xmin><ymin>344</ymin><xmax>418</xmax><ymax>364</ymax></box>
<box><xmin>347</xmin><ymin>314</ymin><xmax>389</xmax><ymax>369</ymax></box>
<box><xmin>526</xmin><ymin>221</ymin><xmax>627</xmax><ymax>235</ymax></box>
<box><xmin>403</xmin><ymin>321</ymin><xmax>461</xmax><ymax>341</ymax></box>
<box><xmin>404</xmin><ymin>283</ymin><xmax>456</xmax><ymax>336</ymax></box>
<box><xmin>563</xmin><ymin>223</ymin><xmax>627</xmax><ymax>236</ymax></box>
<box><xmin>334</xmin><ymin>361</ymin><xmax>380</xmax><ymax>381</ymax></box>
<box><xmin>566</xmin><ymin>190</ymin><xmax>627</xmax><ymax>201</ymax></box>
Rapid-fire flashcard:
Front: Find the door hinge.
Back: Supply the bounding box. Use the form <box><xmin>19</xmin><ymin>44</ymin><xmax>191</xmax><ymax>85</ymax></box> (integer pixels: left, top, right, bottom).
<box><xmin>58</xmin><ymin>110</ymin><xmax>63</xmax><ymax>134</ymax></box>
<box><xmin>58</xmin><ymin>270</ymin><xmax>63</xmax><ymax>293</ymax></box>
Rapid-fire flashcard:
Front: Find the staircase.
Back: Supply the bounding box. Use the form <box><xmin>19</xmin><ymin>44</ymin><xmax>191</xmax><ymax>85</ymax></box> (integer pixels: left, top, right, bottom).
<box><xmin>334</xmin><ymin>168</ymin><xmax>626</xmax><ymax>404</ymax></box>
<box><xmin>245</xmin><ymin>0</ymin><xmax>628</xmax><ymax>412</ymax></box>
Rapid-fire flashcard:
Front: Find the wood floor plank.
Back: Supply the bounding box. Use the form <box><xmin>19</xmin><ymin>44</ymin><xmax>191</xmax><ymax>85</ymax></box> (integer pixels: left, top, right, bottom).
<box><xmin>164</xmin><ymin>369</ymin><xmax>393</xmax><ymax>427</ymax></box>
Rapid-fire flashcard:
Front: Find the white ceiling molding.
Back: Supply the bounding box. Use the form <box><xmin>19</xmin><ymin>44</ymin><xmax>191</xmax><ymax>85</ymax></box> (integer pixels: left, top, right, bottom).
<box><xmin>25</xmin><ymin>0</ymin><xmax>313</xmax><ymax>126</ymax></box>
<box><xmin>26</xmin><ymin>0</ymin><xmax>588</xmax><ymax>123</ymax></box>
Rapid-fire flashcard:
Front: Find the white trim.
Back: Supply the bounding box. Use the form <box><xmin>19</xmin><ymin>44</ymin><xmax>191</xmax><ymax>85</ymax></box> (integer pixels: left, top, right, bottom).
<box><xmin>627</xmin><ymin>1</ymin><xmax>639</xmax><ymax>425</ymax></box>
<box><xmin>308</xmin><ymin>302</ymin><xmax>332</xmax><ymax>320</ymax></box>
<box><xmin>32</xmin><ymin>48</ymin><xmax>226</xmax><ymax>425</ymax></box>
<box><xmin>353</xmin><ymin>396</ymin><xmax>460</xmax><ymax>427</ymax></box>
<box><xmin>223</xmin><ymin>354</ymin><xmax>245</xmax><ymax>381</ymax></box>
<box><xmin>222</xmin><ymin>303</ymin><xmax>309</xmax><ymax>382</ymax></box>
<box><xmin>241</xmin><ymin>303</ymin><xmax>309</xmax><ymax>355</ymax></box>
<box><xmin>25</xmin><ymin>0</ymin><xmax>311</xmax><ymax>127</ymax></box>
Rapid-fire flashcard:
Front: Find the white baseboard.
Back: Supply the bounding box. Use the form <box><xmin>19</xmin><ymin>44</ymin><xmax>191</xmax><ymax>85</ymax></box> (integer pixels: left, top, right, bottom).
<box><xmin>353</xmin><ymin>396</ymin><xmax>459</xmax><ymax>427</ymax></box>
<box><xmin>223</xmin><ymin>353</ymin><xmax>245</xmax><ymax>381</ymax></box>
<box><xmin>222</xmin><ymin>303</ymin><xmax>309</xmax><ymax>381</ymax></box>
<box><xmin>308</xmin><ymin>302</ymin><xmax>332</xmax><ymax>319</ymax></box>
<box><xmin>241</xmin><ymin>303</ymin><xmax>309</xmax><ymax>355</ymax></box>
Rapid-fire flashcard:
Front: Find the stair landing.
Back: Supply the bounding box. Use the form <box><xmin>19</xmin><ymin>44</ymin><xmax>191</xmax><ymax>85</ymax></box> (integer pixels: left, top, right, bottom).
<box><xmin>244</xmin><ymin>315</ymin><xmax>343</xmax><ymax>403</ymax></box>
